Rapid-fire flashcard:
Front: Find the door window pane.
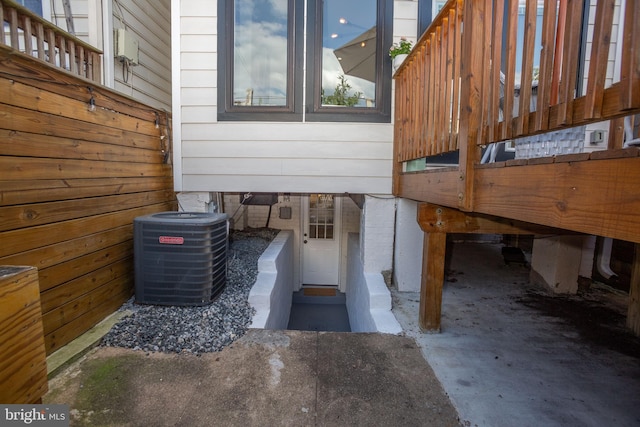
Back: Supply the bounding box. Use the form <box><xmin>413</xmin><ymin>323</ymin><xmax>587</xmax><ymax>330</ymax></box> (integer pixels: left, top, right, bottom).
<box><xmin>233</xmin><ymin>0</ymin><xmax>289</xmax><ymax>106</ymax></box>
<box><xmin>308</xmin><ymin>194</ymin><xmax>335</xmax><ymax>240</ymax></box>
<box><xmin>321</xmin><ymin>0</ymin><xmax>377</xmax><ymax>108</ymax></box>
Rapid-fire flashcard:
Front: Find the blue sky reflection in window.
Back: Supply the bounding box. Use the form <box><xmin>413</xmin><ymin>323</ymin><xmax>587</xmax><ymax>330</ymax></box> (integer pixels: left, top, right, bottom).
<box><xmin>18</xmin><ymin>0</ymin><xmax>43</xmax><ymax>16</ymax></box>
<box><xmin>233</xmin><ymin>0</ymin><xmax>289</xmax><ymax>106</ymax></box>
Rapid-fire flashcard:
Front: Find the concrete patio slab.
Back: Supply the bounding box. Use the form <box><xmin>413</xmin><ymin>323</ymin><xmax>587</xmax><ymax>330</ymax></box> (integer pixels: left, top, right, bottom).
<box><xmin>392</xmin><ymin>242</ymin><xmax>640</xmax><ymax>427</ymax></box>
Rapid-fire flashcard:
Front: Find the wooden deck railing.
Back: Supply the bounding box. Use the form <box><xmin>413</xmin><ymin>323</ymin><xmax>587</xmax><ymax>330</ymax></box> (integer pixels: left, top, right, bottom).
<box><xmin>394</xmin><ymin>0</ymin><xmax>640</xmax><ymax>163</ymax></box>
<box><xmin>1</xmin><ymin>0</ymin><xmax>102</xmax><ymax>82</ymax></box>
<box><xmin>394</xmin><ymin>0</ymin><xmax>463</xmax><ymax>162</ymax></box>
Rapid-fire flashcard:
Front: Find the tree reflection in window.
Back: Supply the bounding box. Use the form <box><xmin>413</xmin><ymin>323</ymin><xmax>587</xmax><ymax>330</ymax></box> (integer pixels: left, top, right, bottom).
<box><xmin>321</xmin><ymin>0</ymin><xmax>377</xmax><ymax>108</ymax></box>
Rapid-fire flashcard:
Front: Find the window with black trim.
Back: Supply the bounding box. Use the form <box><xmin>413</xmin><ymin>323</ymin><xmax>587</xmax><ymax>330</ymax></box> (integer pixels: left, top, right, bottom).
<box><xmin>217</xmin><ymin>0</ymin><xmax>304</xmax><ymax>121</ymax></box>
<box><xmin>305</xmin><ymin>0</ymin><xmax>392</xmax><ymax>122</ymax></box>
<box><xmin>217</xmin><ymin>0</ymin><xmax>392</xmax><ymax>123</ymax></box>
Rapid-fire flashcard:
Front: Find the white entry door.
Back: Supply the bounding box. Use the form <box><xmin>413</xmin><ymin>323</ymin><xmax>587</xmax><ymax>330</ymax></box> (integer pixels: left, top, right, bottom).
<box><xmin>302</xmin><ymin>194</ymin><xmax>341</xmax><ymax>286</ymax></box>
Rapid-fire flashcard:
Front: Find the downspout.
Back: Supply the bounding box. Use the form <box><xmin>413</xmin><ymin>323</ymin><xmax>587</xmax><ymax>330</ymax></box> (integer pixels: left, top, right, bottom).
<box><xmin>480</xmin><ymin>143</ymin><xmax>499</xmax><ymax>164</ymax></box>
<box><xmin>596</xmin><ymin>237</ymin><xmax>618</xmax><ymax>281</ymax></box>
<box><xmin>616</xmin><ymin>2</ymin><xmax>639</xmax><ymax>148</ymax></box>
<box><xmin>101</xmin><ymin>0</ymin><xmax>115</xmax><ymax>88</ymax></box>
<box><xmin>622</xmin><ymin>116</ymin><xmax>640</xmax><ymax>147</ymax></box>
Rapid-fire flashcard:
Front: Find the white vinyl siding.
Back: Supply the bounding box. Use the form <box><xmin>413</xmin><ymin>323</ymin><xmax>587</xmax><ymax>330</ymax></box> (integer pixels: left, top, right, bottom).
<box><xmin>47</xmin><ymin>0</ymin><xmax>171</xmax><ymax>110</ymax></box>
<box><xmin>111</xmin><ymin>0</ymin><xmax>171</xmax><ymax>109</ymax></box>
<box><xmin>180</xmin><ymin>122</ymin><xmax>393</xmax><ymax>193</ymax></box>
<box><xmin>174</xmin><ymin>0</ymin><xmax>414</xmax><ymax>194</ymax></box>
<box><xmin>583</xmin><ymin>0</ymin><xmax>621</xmax><ymax>90</ymax></box>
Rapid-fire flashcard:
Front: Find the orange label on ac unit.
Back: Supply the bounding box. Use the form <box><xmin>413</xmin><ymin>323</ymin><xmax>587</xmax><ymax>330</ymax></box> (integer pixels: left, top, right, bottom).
<box><xmin>159</xmin><ymin>236</ymin><xmax>184</xmax><ymax>244</ymax></box>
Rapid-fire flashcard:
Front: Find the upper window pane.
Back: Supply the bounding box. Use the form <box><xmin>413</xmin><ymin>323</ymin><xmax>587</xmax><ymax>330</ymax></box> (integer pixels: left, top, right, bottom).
<box><xmin>321</xmin><ymin>0</ymin><xmax>377</xmax><ymax>108</ymax></box>
<box><xmin>219</xmin><ymin>0</ymin><xmax>303</xmax><ymax>120</ymax></box>
<box><xmin>233</xmin><ymin>0</ymin><xmax>289</xmax><ymax>106</ymax></box>
<box><xmin>18</xmin><ymin>0</ymin><xmax>43</xmax><ymax>16</ymax></box>
<box><xmin>306</xmin><ymin>0</ymin><xmax>392</xmax><ymax>122</ymax></box>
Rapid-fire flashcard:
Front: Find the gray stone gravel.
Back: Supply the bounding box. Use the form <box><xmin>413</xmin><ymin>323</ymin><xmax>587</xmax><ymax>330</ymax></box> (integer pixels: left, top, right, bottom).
<box><xmin>101</xmin><ymin>228</ymin><xmax>279</xmax><ymax>354</ymax></box>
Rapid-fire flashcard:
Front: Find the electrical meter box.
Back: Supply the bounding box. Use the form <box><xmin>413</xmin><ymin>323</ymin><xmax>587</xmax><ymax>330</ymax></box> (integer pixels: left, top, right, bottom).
<box><xmin>115</xmin><ymin>28</ymin><xmax>139</xmax><ymax>65</ymax></box>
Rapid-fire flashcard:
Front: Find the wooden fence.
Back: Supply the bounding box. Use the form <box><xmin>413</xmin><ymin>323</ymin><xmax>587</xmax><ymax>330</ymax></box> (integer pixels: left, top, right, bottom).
<box><xmin>0</xmin><ymin>44</ymin><xmax>175</xmax><ymax>355</ymax></box>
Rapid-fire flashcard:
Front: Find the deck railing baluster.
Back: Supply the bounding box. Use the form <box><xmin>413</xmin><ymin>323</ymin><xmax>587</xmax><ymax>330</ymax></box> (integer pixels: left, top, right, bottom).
<box><xmin>394</xmin><ymin>0</ymin><xmax>640</xmax><ymax>167</ymax></box>
<box><xmin>0</xmin><ymin>0</ymin><xmax>102</xmax><ymax>82</ymax></box>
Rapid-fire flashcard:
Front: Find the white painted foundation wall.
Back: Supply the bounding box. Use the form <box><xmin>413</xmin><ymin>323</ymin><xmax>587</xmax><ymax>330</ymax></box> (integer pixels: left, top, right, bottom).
<box><xmin>249</xmin><ymin>230</ymin><xmax>294</xmax><ymax>330</ymax></box>
<box><xmin>249</xmin><ymin>231</ymin><xmax>402</xmax><ymax>333</ymax></box>
<box><xmin>346</xmin><ymin>233</ymin><xmax>402</xmax><ymax>334</ymax></box>
<box><xmin>393</xmin><ymin>199</ymin><xmax>423</xmax><ymax>292</ymax></box>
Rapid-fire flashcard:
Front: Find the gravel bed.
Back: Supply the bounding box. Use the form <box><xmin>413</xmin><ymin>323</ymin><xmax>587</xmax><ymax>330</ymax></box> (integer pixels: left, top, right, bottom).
<box><xmin>101</xmin><ymin>227</ymin><xmax>279</xmax><ymax>354</ymax></box>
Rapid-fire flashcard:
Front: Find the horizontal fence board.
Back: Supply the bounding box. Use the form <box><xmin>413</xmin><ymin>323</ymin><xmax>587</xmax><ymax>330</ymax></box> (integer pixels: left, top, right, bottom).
<box><xmin>0</xmin><ymin>190</ymin><xmax>174</xmax><ymax>231</ymax></box>
<box><xmin>42</xmin><ymin>275</ymin><xmax>132</xmax><ymax>344</ymax></box>
<box><xmin>0</xmin><ymin>156</ymin><xmax>171</xmax><ymax>180</ymax></box>
<box><xmin>38</xmin><ymin>242</ymin><xmax>133</xmax><ymax>296</ymax></box>
<box><xmin>41</xmin><ymin>257</ymin><xmax>132</xmax><ymax>322</ymax></box>
<box><xmin>44</xmin><ymin>284</ymin><xmax>132</xmax><ymax>354</ymax></box>
<box><xmin>0</xmin><ymin>130</ymin><xmax>164</xmax><ymax>164</ymax></box>
<box><xmin>0</xmin><ymin>103</ymin><xmax>164</xmax><ymax>151</ymax></box>
<box><xmin>0</xmin><ymin>177</ymin><xmax>173</xmax><ymax>206</ymax></box>
<box><xmin>0</xmin><ymin>226</ymin><xmax>132</xmax><ymax>272</ymax></box>
<box><xmin>1</xmin><ymin>47</ymin><xmax>174</xmax><ymax>357</ymax></box>
<box><xmin>0</xmin><ymin>202</ymin><xmax>175</xmax><ymax>258</ymax></box>
<box><xmin>0</xmin><ymin>78</ymin><xmax>159</xmax><ymax>137</ymax></box>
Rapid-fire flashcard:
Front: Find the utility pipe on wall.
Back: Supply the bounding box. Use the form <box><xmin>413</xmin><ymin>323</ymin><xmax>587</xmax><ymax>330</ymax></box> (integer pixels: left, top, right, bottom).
<box><xmin>596</xmin><ymin>237</ymin><xmax>618</xmax><ymax>281</ymax></box>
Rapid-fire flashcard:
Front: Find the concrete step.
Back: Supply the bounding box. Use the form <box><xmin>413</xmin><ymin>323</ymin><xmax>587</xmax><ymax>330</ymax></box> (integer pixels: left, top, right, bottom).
<box><xmin>292</xmin><ymin>288</ymin><xmax>346</xmax><ymax>305</ymax></box>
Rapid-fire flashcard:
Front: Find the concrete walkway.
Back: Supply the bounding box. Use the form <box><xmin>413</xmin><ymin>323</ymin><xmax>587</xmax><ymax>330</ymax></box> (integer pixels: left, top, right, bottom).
<box><xmin>393</xmin><ymin>242</ymin><xmax>640</xmax><ymax>427</ymax></box>
<box><xmin>45</xmin><ymin>330</ymin><xmax>460</xmax><ymax>426</ymax></box>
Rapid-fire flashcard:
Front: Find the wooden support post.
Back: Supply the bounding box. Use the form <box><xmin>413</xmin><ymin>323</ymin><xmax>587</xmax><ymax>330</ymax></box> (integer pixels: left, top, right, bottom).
<box><xmin>420</xmin><ymin>231</ymin><xmax>447</xmax><ymax>332</ymax></box>
<box><xmin>415</xmin><ymin>202</ymin><xmax>584</xmax><ymax>332</ymax></box>
<box><xmin>627</xmin><ymin>244</ymin><xmax>640</xmax><ymax>336</ymax></box>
